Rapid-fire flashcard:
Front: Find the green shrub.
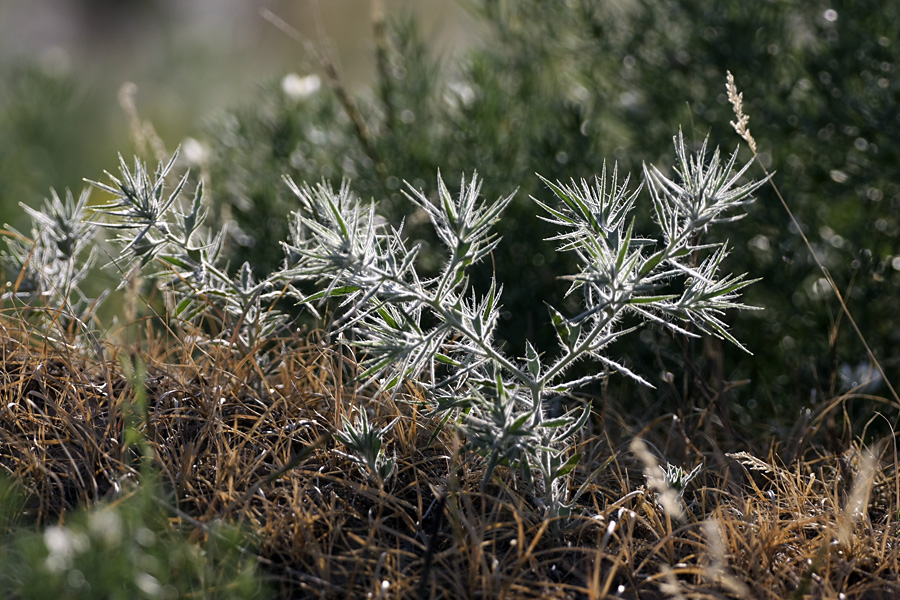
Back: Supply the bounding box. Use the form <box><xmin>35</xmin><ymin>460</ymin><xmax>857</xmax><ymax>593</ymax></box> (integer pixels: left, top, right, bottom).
<box><xmin>199</xmin><ymin>0</ymin><xmax>899</xmax><ymax>425</ymax></box>
<box><xmin>0</xmin><ymin>475</ymin><xmax>263</xmax><ymax>600</ymax></box>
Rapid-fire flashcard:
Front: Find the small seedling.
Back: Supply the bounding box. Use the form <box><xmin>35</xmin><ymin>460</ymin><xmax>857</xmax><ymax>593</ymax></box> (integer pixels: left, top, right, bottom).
<box><xmin>333</xmin><ymin>406</ymin><xmax>399</xmax><ymax>487</ymax></box>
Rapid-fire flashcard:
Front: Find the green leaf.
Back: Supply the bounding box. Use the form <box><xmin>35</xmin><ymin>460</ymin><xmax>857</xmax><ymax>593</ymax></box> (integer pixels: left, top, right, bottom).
<box><xmin>377</xmin><ymin>306</ymin><xmax>398</xmax><ymax>329</ymax></box>
<box><xmin>615</xmin><ymin>217</ymin><xmax>635</xmax><ymax>269</ymax></box>
<box><xmin>708</xmin><ymin>320</ymin><xmax>753</xmax><ymax>354</ymax></box>
<box><xmin>482</xmin><ymin>279</ymin><xmax>498</xmax><ymax>323</ymax></box>
<box><xmin>547</xmin><ymin>304</ymin><xmax>575</xmax><ymax>348</ymax></box>
<box><xmin>561</xmin><ymin>404</ymin><xmax>592</xmax><ymax>438</ymax></box>
<box><xmin>302</xmin><ymin>285</ymin><xmax>361</xmax><ymax>303</ymax></box>
<box><xmin>539</xmin><ymin>175</ymin><xmax>600</xmax><ymax>232</ymax></box>
<box><xmin>639</xmin><ymin>249</ymin><xmax>665</xmax><ymax>277</ymax></box>
<box><xmin>707</xmin><ymin>276</ymin><xmax>759</xmax><ymax>299</ymax></box>
<box><xmin>174</xmin><ymin>297</ymin><xmax>193</xmax><ymax>318</ymax></box>
<box><xmin>555</xmin><ymin>452</ymin><xmax>582</xmax><ymax>477</ymax></box>
<box><xmin>398</xmin><ymin>243</ymin><xmax>420</xmax><ymax>276</ymax></box>
<box><xmin>435</xmin><ymin>353</ymin><xmax>461</xmax><ymax>366</ymax></box>
<box><xmin>183</xmin><ymin>180</ymin><xmax>205</xmax><ymax>234</ymax></box>
<box><xmin>482</xmin><ymin>453</ymin><xmax>501</xmax><ymax>489</ymax></box>
<box><xmin>159</xmin><ymin>255</ymin><xmax>192</xmax><ymax>269</ymax></box>
<box><xmin>533</xmin><ymin>198</ymin><xmax>577</xmax><ymax>226</ymax></box>
<box><xmin>358</xmin><ymin>357</ymin><xmax>395</xmax><ymax>383</ymax></box>
<box><xmin>524</xmin><ymin>340</ymin><xmax>540</xmax><ymax>378</ymax></box>
<box><xmin>438</xmin><ymin>174</ymin><xmax>458</xmax><ymax>228</ymax></box>
<box><xmin>494</xmin><ymin>371</ymin><xmax>506</xmax><ymax>398</ymax></box>
<box><xmin>566</xmin><ymin>320</ymin><xmax>582</xmax><ymax>348</ymax></box>
<box><xmin>510</xmin><ymin>412</ymin><xmax>532</xmax><ymax>433</ymax></box>
<box><xmin>541</xmin><ymin>417</ymin><xmax>570</xmax><ymax>429</ymax></box>
<box><xmin>628</xmin><ymin>294</ymin><xmax>678</xmax><ymax>305</ymax></box>
<box><xmin>450</xmin><ymin>266</ymin><xmax>466</xmax><ymax>289</ymax></box>
<box><xmin>427</xmin><ymin>410</ymin><xmax>458</xmax><ymax>446</ymax></box>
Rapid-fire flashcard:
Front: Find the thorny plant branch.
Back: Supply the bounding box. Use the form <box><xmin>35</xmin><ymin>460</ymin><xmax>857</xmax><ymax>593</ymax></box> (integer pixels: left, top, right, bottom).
<box><xmin>0</xmin><ymin>115</ymin><xmax>764</xmax><ymax>527</ymax></box>
<box><xmin>284</xmin><ymin>136</ymin><xmax>764</xmax><ymax>518</ymax></box>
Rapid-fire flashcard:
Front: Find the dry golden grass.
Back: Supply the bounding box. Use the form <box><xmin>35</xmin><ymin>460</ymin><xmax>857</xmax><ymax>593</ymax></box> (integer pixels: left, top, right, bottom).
<box><xmin>1</xmin><ymin>310</ymin><xmax>898</xmax><ymax>599</ymax></box>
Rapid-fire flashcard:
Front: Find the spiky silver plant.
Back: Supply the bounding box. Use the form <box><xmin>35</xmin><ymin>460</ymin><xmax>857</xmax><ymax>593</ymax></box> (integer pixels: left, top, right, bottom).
<box><xmin>281</xmin><ymin>131</ymin><xmax>764</xmax><ymax>523</ymax></box>
<box><xmin>1</xmin><ymin>188</ymin><xmax>99</xmax><ymax>323</ymax></box>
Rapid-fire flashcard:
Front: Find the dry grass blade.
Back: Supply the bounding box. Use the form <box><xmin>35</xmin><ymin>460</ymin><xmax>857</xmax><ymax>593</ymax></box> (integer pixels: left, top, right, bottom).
<box><xmin>1</xmin><ymin>297</ymin><xmax>899</xmax><ymax>598</ymax></box>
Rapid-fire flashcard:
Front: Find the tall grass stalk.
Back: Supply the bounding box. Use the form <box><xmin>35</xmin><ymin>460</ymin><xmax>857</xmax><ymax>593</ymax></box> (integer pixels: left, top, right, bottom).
<box><xmin>726</xmin><ymin>70</ymin><xmax>900</xmax><ymax>406</ymax></box>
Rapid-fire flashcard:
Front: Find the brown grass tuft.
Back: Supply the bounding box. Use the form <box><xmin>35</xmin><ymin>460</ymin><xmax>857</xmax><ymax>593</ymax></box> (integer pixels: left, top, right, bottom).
<box><xmin>1</xmin><ymin>312</ymin><xmax>899</xmax><ymax>598</ymax></box>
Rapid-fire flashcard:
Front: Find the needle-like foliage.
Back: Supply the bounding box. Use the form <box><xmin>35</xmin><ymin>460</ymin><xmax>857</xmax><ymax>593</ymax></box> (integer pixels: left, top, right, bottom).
<box><xmin>85</xmin><ymin>152</ymin><xmax>290</xmax><ymax>352</ymax></box>
<box><xmin>1</xmin><ymin>188</ymin><xmax>99</xmax><ymax>326</ymax></box>
<box><xmin>0</xmin><ymin>126</ymin><xmax>763</xmax><ymax>533</ymax></box>
<box><xmin>282</xmin><ymin>132</ymin><xmax>763</xmax><ymax>523</ymax></box>
<box><xmin>333</xmin><ymin>406</ymin><xmax>399</xmax><ymax>487</ymax></box>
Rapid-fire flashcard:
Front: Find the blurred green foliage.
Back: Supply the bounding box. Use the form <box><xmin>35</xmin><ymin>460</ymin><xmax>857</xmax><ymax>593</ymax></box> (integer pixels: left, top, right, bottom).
<box><xmin>0</xmin><ymin>63</ymin><xmax>119</xmax><ymax>230</ymax></box>
<box><xmin>0</xmin><ymin>474</ymin><xmax>263</xmax><ymax>600</ymax></box>
<box><xmin>202</xmin><ymin>0</ymin><xmax>900</xmax><ymax>428</ymax></box>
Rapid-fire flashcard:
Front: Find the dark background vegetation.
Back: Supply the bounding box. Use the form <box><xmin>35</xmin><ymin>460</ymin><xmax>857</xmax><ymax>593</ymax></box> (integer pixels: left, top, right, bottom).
<box><xmin>2</xmin><ymin>0</ymin><xmax>898</xmax><ymax>438</ymax></box>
